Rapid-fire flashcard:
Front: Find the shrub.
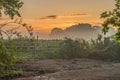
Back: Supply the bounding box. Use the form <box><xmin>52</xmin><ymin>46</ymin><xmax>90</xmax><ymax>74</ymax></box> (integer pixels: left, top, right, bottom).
<box><xmin>0</xmin><ymin>39</ymin><xmax>15</xmax><ymax>77</ymax></box>
<box><xmin>58</xmin><ymin>38</ymin><xmax>82</xmax><ymax>59</ymax></box>
<box><xmin>58</xmin><ymin>36</ymin><xmax>120</xmax><ymax>62</ymax></box>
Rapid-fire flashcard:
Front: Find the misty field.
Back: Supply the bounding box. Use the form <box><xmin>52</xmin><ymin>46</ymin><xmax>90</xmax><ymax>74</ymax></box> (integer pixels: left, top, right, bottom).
<box><xmin>4</xmin><ymin>36</ymin><xmax>120</xmax><ymax>61</ymax></box>
<box><xmin>1</xmin><ymin>36</ymin><xmax>120</xmax><ymax>80</ymax></box>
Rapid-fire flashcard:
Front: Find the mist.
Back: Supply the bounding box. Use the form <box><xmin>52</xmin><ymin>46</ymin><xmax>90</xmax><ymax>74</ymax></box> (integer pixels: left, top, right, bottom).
<box><xmin>37</xmin><ymin>23</ymin><xmax>116</xmax><ymax>40</ymax></box>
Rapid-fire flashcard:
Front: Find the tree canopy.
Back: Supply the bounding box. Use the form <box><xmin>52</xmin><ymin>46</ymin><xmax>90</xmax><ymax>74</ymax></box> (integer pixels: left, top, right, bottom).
<box><xmin>0</xmin><ymin>0</ymin><xmax>23</xmax><ymax>19</ymax></box>
<box><xmin>0</xmin><ymin>0</ymin><xmax>23</xmax><ymax>77</ymax></box>
<box><xmin>101</xmin><ymin>0</ymin><xmax>120</xmax><ymax>42</ymax></box>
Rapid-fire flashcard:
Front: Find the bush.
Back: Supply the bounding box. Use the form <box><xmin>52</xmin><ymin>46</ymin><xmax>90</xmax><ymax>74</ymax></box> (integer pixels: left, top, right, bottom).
<box><xmin>57</xmin><ymin>36</ymin><xmax>120</xmax><ymax>62</ymax></box>
<box><xmin>0</xmin><ymin>39</ymin><xmax>15</xmax><ymax>77</ymax></box>
<box><xmin>58</xmin><ymin>38</ymin><xmax>82</xmax><ymax>59</ymax></box>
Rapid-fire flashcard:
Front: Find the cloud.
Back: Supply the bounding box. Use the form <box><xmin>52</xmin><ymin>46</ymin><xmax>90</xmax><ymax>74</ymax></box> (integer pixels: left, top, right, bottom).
<box><xmin>36</xmin><ymin>15</ymin><xmax>58</xmax><ymax>20</ymax></box>
<box><xmin>70</xmin><ymin>13</ymin><xmax>88</xmax><ymax>16</ymax></box>
<box><xmin>59</xmin><ymin>13</ymin><xmax>89</xmax><ymax>18</ymax></box>
<box><xmin>35</xmin><ymin>13</ymin><xmax>88</xmax><ymax>20</ymax></box>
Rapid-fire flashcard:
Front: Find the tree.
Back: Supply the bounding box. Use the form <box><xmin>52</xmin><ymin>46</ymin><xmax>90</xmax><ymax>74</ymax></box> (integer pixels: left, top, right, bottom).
<box><xmin>0</xmin><ymin>0</ymin><xmax>23</xmax><ymax>77</ymax></box>
<box><xmin>100</xmin><ymin>0</ymin><xmax>120</xmax><ymax>42</ymax></box>
<box><xmin>0</xmin><ymin>0</ymin><xmax>23</xmax><ymax>19</ymax></box>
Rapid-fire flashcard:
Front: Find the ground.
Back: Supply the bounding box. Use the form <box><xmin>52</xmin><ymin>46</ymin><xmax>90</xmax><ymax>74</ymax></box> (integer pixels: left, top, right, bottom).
<box><xmin>12</xmin><ymin>59</ymin><xmax>120</xmax><ymax>80</ymax></box>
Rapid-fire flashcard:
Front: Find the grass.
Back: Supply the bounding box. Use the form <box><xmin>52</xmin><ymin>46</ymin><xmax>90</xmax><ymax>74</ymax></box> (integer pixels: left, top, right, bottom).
<box><xmin>2</xmin><ymin>37</ymin><xmax>120</xmax><ymax>79</ymax></box>
<box><xmin>38</xmin><ymin>68</ymin><xmax>58</xmax><ymax>74</ymax></box>
<box><xmin>4</xmin><ymin>37</ymin><xmax>120</xmax><ymax>62</ymax></box>
<box><xmin>0</xmin><ymin>70</ymin><xmax>23</xmax><ymax>78</ymax></box>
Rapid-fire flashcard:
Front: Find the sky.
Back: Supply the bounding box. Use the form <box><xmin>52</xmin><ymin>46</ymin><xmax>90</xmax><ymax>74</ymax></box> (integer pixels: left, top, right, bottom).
<box><xmin>1</xmin><ymin>0</ymin><xmax>116</xmax><ymax>34</ymax></box>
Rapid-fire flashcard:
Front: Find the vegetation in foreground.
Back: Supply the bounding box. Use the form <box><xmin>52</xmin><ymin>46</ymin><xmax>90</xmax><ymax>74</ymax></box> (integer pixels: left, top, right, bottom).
<box><xmin>2</xmin><ymin>34</ymin><xmax>120</xmax><ymax>79</ymax></box>
<box><xmin>2</xmin><ymin>34</ymin><xmax>120</xmax><ymax>61</ymax></box>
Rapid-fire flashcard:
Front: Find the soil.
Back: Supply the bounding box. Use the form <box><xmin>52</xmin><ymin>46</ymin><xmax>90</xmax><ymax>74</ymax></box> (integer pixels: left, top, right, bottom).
<box><xmin>9</xmin><ymin>59</ymin><xmax>120</xmax><ymax>80</ymax></box>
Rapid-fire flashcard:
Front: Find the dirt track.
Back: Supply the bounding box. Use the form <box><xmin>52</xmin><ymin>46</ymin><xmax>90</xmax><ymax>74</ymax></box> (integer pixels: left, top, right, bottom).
<box><xmin>14</xmin><ymin>59</ymin><xmax>120</xmax><ymax>80</ymax></box>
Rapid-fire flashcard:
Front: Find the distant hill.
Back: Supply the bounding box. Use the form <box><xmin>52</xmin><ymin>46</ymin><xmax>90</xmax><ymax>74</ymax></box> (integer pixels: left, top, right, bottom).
<box><xmin>50</xmin><ymin>23</ymin><xmax>116</xmax><ymax>40</ymax></box>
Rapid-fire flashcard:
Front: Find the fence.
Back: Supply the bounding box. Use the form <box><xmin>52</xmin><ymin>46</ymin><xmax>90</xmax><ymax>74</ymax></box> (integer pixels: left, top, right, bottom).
<box><xmin>4</xmin><ymin>39</ymin><xmax>61</xmax><ymax>59</ymax></box>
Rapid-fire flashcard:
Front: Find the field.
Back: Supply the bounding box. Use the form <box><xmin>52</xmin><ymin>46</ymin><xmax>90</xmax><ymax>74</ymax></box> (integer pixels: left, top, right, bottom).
<box><xmin>12</xmin><ymin>59</ymin><xmax>120</xmax><ymax>80</ymax></box>
<box><xmin>1</xmin><ymin>37</ymin><xmax>120</xmax><ymax>80</ymax></box>
<box><xmin>5</xmin><ymin>39</ymin><xmax>62</xmax><ymax>59</ymax></box>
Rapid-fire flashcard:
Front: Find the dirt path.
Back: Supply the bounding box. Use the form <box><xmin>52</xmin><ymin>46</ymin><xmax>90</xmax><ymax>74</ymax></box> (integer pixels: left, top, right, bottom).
<box><xmin>13</xmin><ymin>59</ymin><xmax>120</xmax><ymax>80</ymax></box>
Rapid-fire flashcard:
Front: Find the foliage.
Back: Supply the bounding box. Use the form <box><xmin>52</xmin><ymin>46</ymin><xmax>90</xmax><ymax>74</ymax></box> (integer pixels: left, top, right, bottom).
<box><xmin>0</xmin><ymin>0</ymin><xmax>23</xmax><ymax>19</ymax></box>
<box><xmin>2</xmin><ymin>35</ymin><xmax>120</xmax><ymax>62</ymax></box>
<box><xmin>0</xmin><ymin>70</ymin><xmax>23</xmax><ymax>78</ymax></box>
<box><xmin>55</xmin><ymin>36</ymin><xmax>120</xmax><ymax>61</ymax></box>
<box><xmin>100</xmin><ymin>0</ymin><xmax>120</xmax><ymax>41</ymax></box>
<box><xmin>58</xmin><ymin>38</ymin><xmax>83</xmax><ymax>59</ymax></box>
<box><xmin>0</xmin><ymin>39</ymin><xmax>15</xmax><ymax>77</ymax></box>
<box><xmin>0</xmin><ymin>0</ymin><xmax>24</xmax><ymax>78</ymax></box>
<box><xmin>0</xmin><ymin>0</ymin><xmax>24</xmax><ymax>77</ymax></box>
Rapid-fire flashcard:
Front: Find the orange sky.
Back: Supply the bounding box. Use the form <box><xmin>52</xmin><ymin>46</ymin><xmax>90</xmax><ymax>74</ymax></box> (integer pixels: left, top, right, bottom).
<box><xmin>0</xmin><ymin>0</ymin><xmax>115</xmax><ymax>34</ymax></box>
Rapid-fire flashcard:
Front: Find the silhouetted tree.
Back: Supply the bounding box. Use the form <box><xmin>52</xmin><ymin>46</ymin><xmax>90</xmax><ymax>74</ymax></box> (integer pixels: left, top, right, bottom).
<box><xmin>101</xmin><ymin>0</ymin><xmax>120</xmax><ymax>42</ymax></box>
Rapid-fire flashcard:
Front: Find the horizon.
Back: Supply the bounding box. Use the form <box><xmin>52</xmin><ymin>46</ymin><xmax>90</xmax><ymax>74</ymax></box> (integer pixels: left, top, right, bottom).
<box><xmin>0</xmin><ymin>0</ymin><xmax>116</xmax><ymax>38</ymax></box>
<box><xmin>19</xmin><ymin>0</ymin><xmax>114</xmax><ymax>33</ymax></box>
<box><xmin>1</xmin><ymin>0</ymin><xmax>115</xmax><ymax>34</ymax></box>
